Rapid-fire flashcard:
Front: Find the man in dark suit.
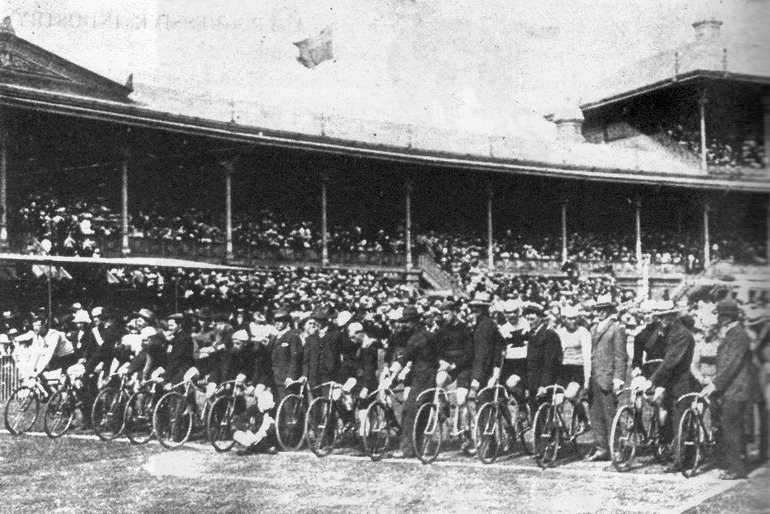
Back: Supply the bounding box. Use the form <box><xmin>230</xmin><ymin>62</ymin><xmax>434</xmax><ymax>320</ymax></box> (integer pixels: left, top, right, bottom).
<box><xmin>524</xmin><ymin>303</ymin><xmax>563</xmax><ymax>416</ymax></box>
<box><xmin>81</xmin><ymin>307</ymin><xmax>123</xmax><ymax>429</ymax></box>
<box><xmin>700</xmin><ymin>299</ymin><xmax>754</xmax><ymax>479</ymax></box>
<box><xmin>586</xmin><ymin>295</ymin><xmax>628</xmax><ymax>461</ymax></box>
<box><xmin>162</xmin><ymin>313</ymin><xmax>195</xmax><ymax>385</ymax></box>
<box><xmin>646</xmin><ymin>300</ymin><xmax>699</xmax><ymax>471</ymax></box>
<box><xmin>267</xmin><ymin>309</ymin><xmax>303</xmax><ymax>404</ymax></box>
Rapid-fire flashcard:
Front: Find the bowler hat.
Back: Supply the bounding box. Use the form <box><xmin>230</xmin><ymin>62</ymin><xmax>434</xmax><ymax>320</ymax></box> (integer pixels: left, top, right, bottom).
<box><xmin>715</xmin><ymin>299</ymin><xmax>739</xmax><ymax>316</ymax></box>
<box><xmin>398</xmin><ymin>306</ymin><xmax>421</xmax><ymax>323</ymax></box>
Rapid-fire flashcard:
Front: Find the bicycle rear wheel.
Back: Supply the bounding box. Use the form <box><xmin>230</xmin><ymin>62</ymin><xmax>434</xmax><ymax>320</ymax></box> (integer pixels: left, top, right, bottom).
<box><xmin>276</xmin><ymin>394</ymin><xmax>306</xmax><ymax>451</ymax></box>
<box><xmin>92</xmin><ymin>387</ymin><xmax>127</xmax><ymax>441</ymax></box>
<box><xmin>610</xmin><ymin>406</ymin><xmax>637</xmax><ymax>471</ymax></box>
<box><xmin>475</xmin><ymin>402</ymin><xmax>501</xmax><ymax>464</ymax></box>
<box><xmin>678</xmin><ymin>408</ymin><xmax>703</xmax><ymax>478</ymax></box>
<box><xmin>207</xmin><ymin>395</ymin><xmax>236</xmax><ymax>452</ymax></box>
<box><xmin>4</xmin><ymin>386</ymin><xmax>40</xmax><ymax>435</ymax></box>
<box><xmin>305</xmin><ymin>397</ymin><xmax>337</xmax><ymax>457</ymax></box>
<box><xmin>44</xmin><ymin>388</ymin><xmax>77</xmax><ymax>438</ymax></box>
<box><xmin>413</xmin><ymin>402</ymin><xmax>442</xmax><ymax>464</ymax></box>
<box><xmin>533</xmin><ymin>403</ymin><xmax>560</xmax><ymax>468</ymax></box>
<box><xmin>124</xmin><ymin>389</ymin><xmax>155</xmax><ymax>444</ymax></box>
<box><xmin>363</xmin><ymin>401</ymin><xmax>390</xmax><ymax>461</ymax></box>
<box><xmin>154</xmin><ymin>391</ymin><xmax>193</xmax><ymax>449</ymax></box>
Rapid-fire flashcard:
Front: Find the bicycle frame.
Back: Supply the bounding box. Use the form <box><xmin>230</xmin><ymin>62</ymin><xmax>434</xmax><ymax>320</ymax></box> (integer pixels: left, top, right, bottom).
<box><xmin>676</xmin><ymin>392</ymin><xmax>714</xmax><ymax>478</ymax></box>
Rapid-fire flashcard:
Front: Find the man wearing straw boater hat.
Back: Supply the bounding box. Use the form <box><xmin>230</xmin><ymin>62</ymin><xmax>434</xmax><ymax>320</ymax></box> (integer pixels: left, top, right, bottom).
<box><xmin>644</xmin><ymin>299</ymin><xmax>699</xmax><ymax>472</ymax></box>
<box><xmin>585</xmin><ymin>294</ymin><xmax>627</xmax><ymax>462</ymax></box>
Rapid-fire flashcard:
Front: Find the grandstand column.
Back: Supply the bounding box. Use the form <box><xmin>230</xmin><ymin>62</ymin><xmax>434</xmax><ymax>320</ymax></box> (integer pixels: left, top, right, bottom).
<box><xmin>120</xmin><ymin>143</ymin><xmax>130</xmax><ymax>256</ymax></box>
<box><xmin>221</xmin><ymin>158</ymin><xmax>235</xmax><ymax>262</ymax></box>
<box><xmin>321</xmin><ymin>173</ymin><xmax>329</xmax><ymax>267</ymax></box>
<box><xmin>698</xmin><ymin>94</ymin><xmax>708</xmax><ymax>172</ymax></box>
<box><xmin>703</xmin><ymin>201</ymin><xmax>711</xmax><ymax>265</ymax></box>
<box><xmin>0</xmin><ymin>106</ymin><xmax>7</xmax><ymax>250</ymax></box>
<box><xmin>764</xmin><ymin>93</ymin><xmax>770</xmax><ymax>173</ymax></box>
<box><xmin>487</xmin><ymin>185</ymin><xmax>494</xmax><ymax>269</ymax></box>
<box><xmin>561</xmin><ymin>201</ymin><xmax>568</xmax><ymax>264</ymax></box>
<box><xmin>635</xmin><ymin>198</ymin><xmax>642</xmax><ymax>274</ymax></box>
<box><xmin>405</xmin><ymin>178</ymin><xmax>413</xmax><ymax>271</ymax></box>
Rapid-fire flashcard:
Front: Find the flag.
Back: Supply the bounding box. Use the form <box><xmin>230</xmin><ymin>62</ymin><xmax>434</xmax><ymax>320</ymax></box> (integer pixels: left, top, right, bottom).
<box><xmin>294</xmin><ymin>25</ymin><xmax>334</xmax><ymax>69</ymax></box>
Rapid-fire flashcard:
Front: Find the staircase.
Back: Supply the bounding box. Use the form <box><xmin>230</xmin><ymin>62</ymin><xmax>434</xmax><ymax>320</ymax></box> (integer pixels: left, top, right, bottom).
<box><xmin>418</xmin><ymin>253</ymin><xmax>463</xmax><ymax>296</ymax></box>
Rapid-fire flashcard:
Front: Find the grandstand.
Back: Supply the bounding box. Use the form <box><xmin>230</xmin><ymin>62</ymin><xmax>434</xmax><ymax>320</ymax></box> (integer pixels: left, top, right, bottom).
<box><xmin>0</xmin><ymin>11</ymin><xmax>768</xmax><ymax>312</ymax></box>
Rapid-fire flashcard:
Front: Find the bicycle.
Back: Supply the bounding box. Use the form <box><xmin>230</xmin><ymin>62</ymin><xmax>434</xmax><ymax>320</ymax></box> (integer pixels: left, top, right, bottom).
<box><xmin>610</xmin><ymin>375</ymin><xmax>667</xmax><ymax>471</ymax></box>
<box><xmin>361</xmin><ymin>385</ymin><xmax>403</xmax><ymax>461</ymax></box>
<box><xmin>677</xmin><ymin>392</ymin><xmax>715</xmax><ymax>478</ymax></box>
<box><xmin>531</xmin><ymin>384</ymin><xmax>588</xmax><ymax>468</ymax></box>
<box><xmin>153</xmin><ymin>378</ymin><xmax>211</xmax><ymax>449</ymax></box>
<box><xmin>4</xmin><ymin>371</ymin><xmax>59</xmax><ymax>435</ymax></box>
<box><xmin>305</xmin><ymin>381</ymin><xmax>356</xmax><ymax>457</ymax></box>
<box><xmin>275</xmin><ymin>378</ymin><xmax>311</xmax><ymax>451</ymax></box>
<box><xmin>473</xmin><ymin>384</ymin><xmax>531</xmax><ymax>464</ymax></box>
<box><xmin>412</xmin><ymin>387</ymin><xmax>476</xmax><ymax>465</ymax></box>
<box><xmin>43</xmin><ymin>367</ymin><xmax>89</xmax><ymax>438</ymax></box>
<box><xmin>122</xmin><ymin>378</ymin><xmax>164</xmax><ymax>445</ymax></box>
<box><xmin>206</xmin><ymin>379</ymin><xmax>249</xmax><ymax>452</ymax></box>
<box><xmin>91</xmin><ymin>373</ymin><xmax>133</xmax><ymax>441</ymax></box>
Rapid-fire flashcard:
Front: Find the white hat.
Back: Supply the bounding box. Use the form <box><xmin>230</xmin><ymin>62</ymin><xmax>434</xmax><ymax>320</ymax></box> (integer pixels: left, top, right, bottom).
<box><xmin>72</xmin><ymin>310</ymin><xmax>91</xmax><ymax>324</ymax></box>
<box><xmin>387</xmin><ymin>308</ymin><xmax>403</xmax><ymax>321</ymax></box>
<box><xmin>90</xmin><ymin>307</ymin><xmax>103</xmax><ymax>318</ymax></box>
<box><xmin>561</xmin><ymin>306</ymin><xmax>580</xmax><ymax>318</ymax></box>
<box><xmin>232</xmin><ymin>329</ymin><xmax>249</xmax><ymax>342</ymax></box>
<box><xmin>140</xmin><ymin>327</ymin><xmax>157</xmax><ymax>339</ymax></box>
<box><xmin>651</xmin><ymin>300</ymin><xmax>679</xmax><ymax>315</ymax></box>
<box><xmin>503</xmin><ymin>299</ymin><xmax>522</xmax><ymax>313</ymax></box>
<box><xmin>347</xmin><ymin>322</ymin><xmax>364</xmax><ymax>336</ymax></box>
<box><xmin>336</xmin><ymin>311</ymin><xmax>353</xmax><ymax>327</ymax></box>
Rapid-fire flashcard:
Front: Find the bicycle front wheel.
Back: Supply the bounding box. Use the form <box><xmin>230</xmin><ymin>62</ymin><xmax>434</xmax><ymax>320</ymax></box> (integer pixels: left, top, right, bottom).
<box><xmin>124</xmin><ymin>389</ymin><xmax>155</xmax><ymax>444</ymax></box>
<box><xmin>44</xmin><ymin>388</ymin><xmax>77</xmax><ymax>438</ymax></box>
<box><xmin>475</xmin><ymin>402</ymin><xmax>501</xmax><ymax>464</ymax></box>
<box><xmin>92</xmin><ymin>387</ymin><xmax>128</xmax><ymax>441</ymax></box>
<box><xmin>678</xmin><ymin>408</ymin><xmax>703</xmax><ymax>478</ymax></box>
<box><xmin>154</xmin><ymin>391</ymin><xmax>193</xmax><ymax>449</ymax></box>
<box><xmin>276</xmin><ymin>394</ymin><xmax>306</xmax><ymax>451</ymax></box>
<box><xmin>305</xmin><ymin>397</ymin><xmax>337</xmax><ymax>457</ymax></box>
<box><xmin>4</xmin><ymin>386</ymin><xmax>40</xmax><ymax>435</ymax></box>
<box><xmin>533</xmin><ymin>403</ymin><xmax>560</xmax><ymax>468</ymax></box>
<box><xmin>363</xmin><ymin>401</ymin><xmax>390</xmax><ymax>461</ymax></box>
<box><xmin>413</xmin><ymin>402</ymin><xmax>442</xmax><ymax>464</ymax></box>
<box><xmin>207</xmin><ymin>395</ymin><xmax>236</xmax><ymax>452</ymax></box>
<box><xmin>610</xmin><ymin>405</ymin><xmax>637</xmax><ymax>471</ymax></box>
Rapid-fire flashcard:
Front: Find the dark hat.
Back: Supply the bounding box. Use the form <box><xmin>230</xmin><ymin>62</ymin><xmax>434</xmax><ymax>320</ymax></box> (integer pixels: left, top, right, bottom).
<box><xmin>522</xmin><ymin>304</ymin><xmax>544</xmax><ymax>317</ymax></box>
<box><xmin>437</xmin><ymin>299</ymin><xmax>459</xmax><ymax>312</ymax></box>
<box><xmin>468</xmin><ymin>291</ymin><xmax>492</xmax><ymax>307</ymax></box>
<box><xmin>593</xmin><ymin>294</ymin><xmax>616</xmax><ymax>310</ymax></box>
<box><xmin>398</xmin><ymin>306</ymin><xmax>421</xmax><ymax>323</ymax></box>
<box><xmin>311</xmin><ymin>305</ymin><xmax>333</xmax><ymax>320</ymax></box>
<box><xmin>196</xmin><ymin>307</ymin><xmax>214</xmax><ymax>320</ymax></box>
<box><xmin>715</xmin><ymin>299</ymin><xmax>740</xmax><ymax>316</ymax></box>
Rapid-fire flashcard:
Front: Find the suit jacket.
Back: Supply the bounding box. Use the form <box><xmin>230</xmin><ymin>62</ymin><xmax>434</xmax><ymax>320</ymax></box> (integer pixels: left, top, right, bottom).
<box><xmin>82</xmin><ymin>324</ymin><xmax>123</xmax><ymax>373</ymax></box>
<box><xmin>649</xmin><ymin>318</ymin><xmax>697</xmax><ymax>396</ymax></box>
<box><xmin>527</xmin><ymin>324</ymin><xmax>563</xmax><ymax>394</ymax></box>
<box><xmin>631</xmin><ymin>320</ymin><xmax>665</xmax><ymax>370</ymax></box>
<box><xmin>269</xmin><ymin>329</ymin><xmax>303</xmax><ymax>386</ymax></box>
<box><xmin>164</xmin><ymin>330</ymin><xmax>195</xmax><ymax>381</ymax></box>
<box><xmin>302</xmin><ymin>333</ymin><xmax>335</xmax><ymax>389</ymax></box>
<box><xmin>713</xmin><ymin>323</ymin><xmax>754</xmax><ymax>402</ymax></box>
<box><xmin>471</xmin><ymin>314</ymin><xmax>504</xmax><ymax>383</ymax></box>
<box><xmin>398</xmin><ymin>325</ymin><xmax>436</xmax><ymax>373</ymax></box>
<box><xmin>590</xmin><ymin>318</ymin><xmax>628</xmax><ymax>392</ymax></box>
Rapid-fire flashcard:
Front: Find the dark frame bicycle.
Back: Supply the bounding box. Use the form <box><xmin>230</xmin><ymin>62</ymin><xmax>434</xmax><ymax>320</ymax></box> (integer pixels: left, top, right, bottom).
<box><xmin>473</xmin><ymin>384</ymin><xmax>531</xmax><ymax>464</ymax></box>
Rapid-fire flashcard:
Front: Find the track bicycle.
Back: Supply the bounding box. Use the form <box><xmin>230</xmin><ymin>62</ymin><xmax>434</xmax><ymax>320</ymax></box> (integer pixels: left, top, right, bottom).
<box><xmin>361</xmin><ymin>385</ymin><xmax>403</xmax><ymax>461</ymax></box>
<box><xmin>122</xmin><ymin>378</ymin><xmax>164</xmax><ymax>444</ymax></box>
<box><xmin>4</xmin><ymin>371</ymin><xmax>59</xmax><ymax>435</ymax></box>
<box><xmin>43</xmin><ymin>366</ymin><xmax>89</xmax><ymax>438</ymax></box>
<box><xmin>531</xmin><ymin>384</ymin><xmax>589</xmax><ymax>468</ymax></box>
<box><xmin>206</xmin><ymin>379</ymin><xmax>249</xmax><ymax>452</ymax></box>
<box><xmin>91</xmin><ymin>373</ymin><xmax>133</xmax><ymax>441</ymax></box>
<box><xmin>473</xmin><ymin>384</ymin><xmax>531</xmax><ymax>464</ymax></box>
<box><xmin>275</xmin><ymin>378</ymin><xmax>311</xmax><ymax>451</ymax></box>
<box><xmin>677</xmin><ymin>392</ymin><xmax>715</xmax><ymax>478</ymax></box>
<box><xmin>153</xmin><ymin>378</ymin><xmax>212</xmax><ymax>449</ymax></box>
<box><xmin>304</xmin><ymin>381</ymin><xmax>358</xmax><ymax>457</ymax></box>
<box><xmin>412</xmin><ymin>387</ymin><xmax>476</xmax><ymax>465</ymax></box>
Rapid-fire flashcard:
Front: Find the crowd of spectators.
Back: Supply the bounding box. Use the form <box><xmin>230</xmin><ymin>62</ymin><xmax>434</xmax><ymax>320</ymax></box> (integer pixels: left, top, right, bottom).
<box><xmin>665</xmin><ymin>124</ymin><xmax>766</xmax><ymax>174</ymax></box>
<box><xmin>15</xmin><ymin>191</ymin><xmax>766</xmax><ymax>271</ymax></box>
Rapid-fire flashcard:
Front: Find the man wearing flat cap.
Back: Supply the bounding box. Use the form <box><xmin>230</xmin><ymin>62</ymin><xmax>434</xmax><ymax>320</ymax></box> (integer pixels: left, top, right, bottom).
<box><xmin>585</xmin><ymin>295</ymin><xmax>627</xmax><ymax>461</ymax></box>
<box><xmin>523</xmin><ymin>303</ymin><xmax>563</xmax><ymax>417</ymax></box>
<box><xmin>699</xmin><ymin>299</ymin><xmax>754</xmax><ymax>479</ymax></box>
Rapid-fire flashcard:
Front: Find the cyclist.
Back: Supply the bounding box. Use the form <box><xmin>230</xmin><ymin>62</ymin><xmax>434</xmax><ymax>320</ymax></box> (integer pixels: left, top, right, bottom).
<box><xmin>555</xmin><ymin>305</ymin><xmax>591</xmax><ymax>431</ymax></box>
<box><xmin>346</xmin><ymin>321</ymin><xmax>383</xmax><ymax>436</ymax></box>
<box><xmin>523</xmin><ymin>303</ymin><xmax>563</xmax><ymax>416</ymax></box>
<box><xmin>499</xmin><ymin>299</ymin><xmax>529</xmax><ymax>406</ymax></box>
<box><xmin>432</xmin><ymin>299</ymin><xmax>475</xmax><ymax>452</ymax></box>
<box><xmin>232</xmin><ymin>388</ymin><xmax>278</xmax><ymax>456</ymax></box>
<box><xmin>631</xmin><ymin>300</ymin><xmax>666</xmax><ymax>377</ymax></box>
<box><xmin>15</xmin><ymin>314</ymin><xmax>78</xmax><ymax>377</ymax></box>
<box><xmin>266</xmin><ymin>309</ymin><xmax>303</xmax><ymax>405</ymax></box>
<box><xmin>302</xmin><ymin>309</ymin><xmax>335</xmax><ymax>391</ymax></box>
<box><xmin>161</xmin><ymin>313</ymin><xmax>196</xmax><ymax>385</ymax></box>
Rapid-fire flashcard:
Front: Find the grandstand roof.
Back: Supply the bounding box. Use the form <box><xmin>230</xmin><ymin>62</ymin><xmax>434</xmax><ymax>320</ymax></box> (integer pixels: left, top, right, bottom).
<box><xmin>1</xmin><ymin>14</ymin><xmax>769</xmax><ymax>193</ymax></box>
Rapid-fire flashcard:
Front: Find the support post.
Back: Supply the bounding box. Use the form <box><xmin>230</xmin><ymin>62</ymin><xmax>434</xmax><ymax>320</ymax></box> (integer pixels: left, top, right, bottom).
<box><xmin>405</xmin><ymin>178</ymin><xmax>413</xmax><ymax>271</ymax></box>
<box><xmin>221</xmin><ymin>158</ymin><xmax>235</xmax><ymax>262</ymax></box>
<box><xmin>703</xmin><ymin>201</ymin><xmax>711</xmax><ymax>266</ymax></box>
<box><xmin>487</xmin><ymin>185</ymin><xmax>494</xmax><ymax>269</ymax></box>
<box><xmin>767</xmin><ymin>193</ymin><xmax>770</xmax><ymax>265</ymax></box>
<box><xmin>0</xmin><ymin>107</ymin><xmax>8</xmax><ymax>251</ymax></box>
<box><xmin>321</xmin><ymin>173</ymin><xmax>329</xmax><ymax>267</ymax></box>
<box><xmin>698</xmin><ymin>95</ymin><xmax>708</xmax><ymax>172</ymax></box>
<box><xmin>120</xmin><ymin>143</ymin><xmax>130</xmax><ymax>256</ymax></box>
<box><xmin>635</xmin><ymin>198</ymin><xmax>642</xmax><ymax>275</ymax></box>
<box><xmin>763</xmin><ymin>92</ymin><xmax>769</xmax><ymax>173</ymax></box>
<box><xmin>561</xmin><ymin>201</ymin><xmax>568</xmax><ymax>264</ymax></box>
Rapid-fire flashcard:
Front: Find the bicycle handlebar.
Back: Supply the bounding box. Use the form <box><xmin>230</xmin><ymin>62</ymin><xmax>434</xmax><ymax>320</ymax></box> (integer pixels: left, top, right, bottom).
<box><xmin>676</xmin><ymin>392</ymin><xmax>711</xmax><ymax>407</ymax></box>
<box><xmin>541</xmin><ymin>384</ymin><xmax>566</xmax><ymax>395</ymax></box>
